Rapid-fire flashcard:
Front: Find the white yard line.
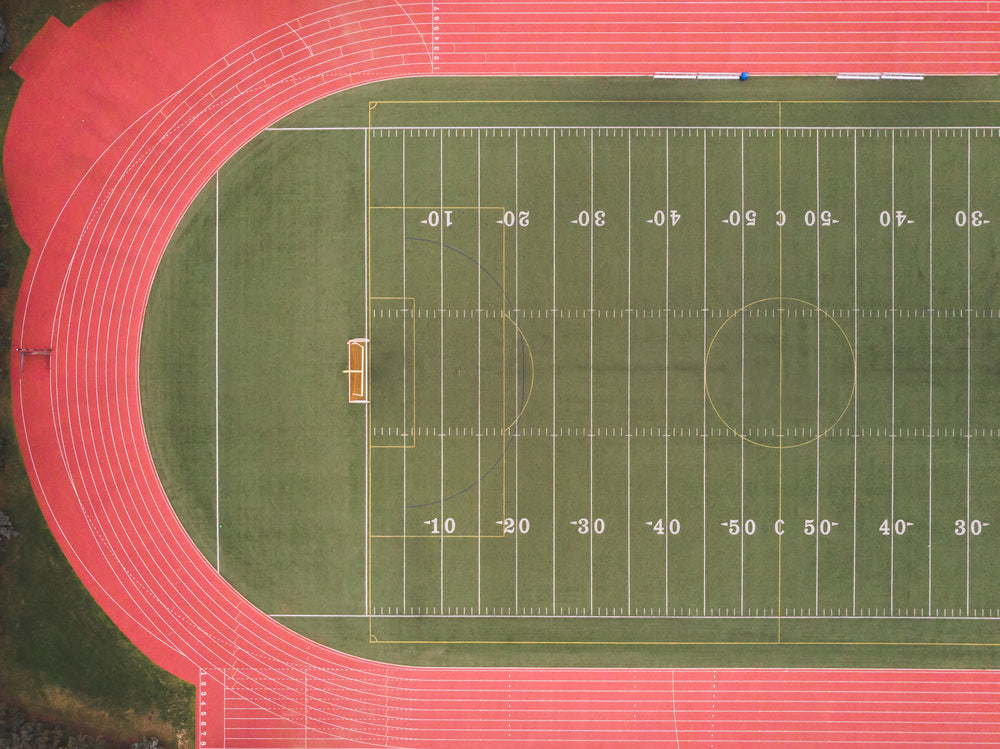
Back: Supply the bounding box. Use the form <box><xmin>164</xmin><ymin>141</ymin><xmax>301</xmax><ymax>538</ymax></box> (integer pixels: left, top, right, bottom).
<box><xmin>363</xmin><ymin>130</ymin><xmax>371</xmax><ymax>616</ymax></box>
<box><xmin>928</xmin><ymin>132</ymin><xmax>934</xmax><ymax>613</ymax></box>
<box><xmin>702</xmin><ymin>131</ymin><xmax>708</xmax><ymax>615</ymax></box>
<box><xmin>214</xmin><ymin>171</ymin><xmax>220</xmax><ymax>573</ymax></box>
<box><xmin>589</xmin><ymin>128</ymin><xmax>595</xmax><ymax>615</ymax></box>
<box><xmin>890</xmin><ymin>130</ymin><xmax>896</xmax><ymax>614</ymax></box>
<box><xmin>852</xmin><ymin>128</ymin><xmax>858</xmax><ymax>617</ymax></box>
<box><xmin>476</xmin><ymin>128</ymin><xmax>482</xmax><ymax>615</ymax></box>
<box><xmin>402</xmin><ymin>131</ymin><xmax>408</xmax><ymax>612</ymax></box>
<box><xmin>815</xmin><ymin>130</ymin><xmax>821</xmax><ymax>614</ymax></box>
<box><xmin>664</xmin><ymin>130</ymin><xmax>671</xmax><ymax>613</ymax></box>
<box><xmin>740</xmin><ymin>129</ymin><xmax>745</xmax><ymax>615</ymax></box>
<box><xmin>515</xmin><ymin>129</ymin><xmax>520</xmax><ymax>612</ymax></box>
<box><xmin>966</xmin><ymin>131</ymin><xmax>972</xmax><ymax>614</ymax></box>
<box><xmin>627</xmin><ymin>130</ymin><xmax>633</xmax><ymax>613</ymax></box>
<box><xmin>439</xmin><ymin>130</ymin><xmax>445</xmax><ymax>614</ymax></box>
<box><xmin>552</xmin><ymin>130</ymin><xmax>557</xmax><ymax>613</ymax></box>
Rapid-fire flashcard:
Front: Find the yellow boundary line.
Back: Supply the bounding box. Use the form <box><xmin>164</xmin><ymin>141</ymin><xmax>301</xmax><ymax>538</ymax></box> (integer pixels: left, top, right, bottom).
<box><xmin>371</xmin><ymin>98</ymin><xmax>1000</xmax><ymax>106</ymax></box>
<box><xmin>370</xmin><ymin>637</ymin><xmax>1000</xmax><ymax>646</ymax></box>
<box><xmin>369</xmin><ymin>296</ymin><xmax>417</xmax><ymax>449</ymax></box>
<box><xmin>703</xmin><ymin>297</ymin><xmax>857</xmax><ymax>450</ymax></box>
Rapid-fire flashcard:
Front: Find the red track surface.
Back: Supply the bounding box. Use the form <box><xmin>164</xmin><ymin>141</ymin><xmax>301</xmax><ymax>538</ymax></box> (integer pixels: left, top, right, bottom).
<box><xmin>7</xmin><ymin>2</ymin><xmax>1000</xmax><ymax>745</ymax></box>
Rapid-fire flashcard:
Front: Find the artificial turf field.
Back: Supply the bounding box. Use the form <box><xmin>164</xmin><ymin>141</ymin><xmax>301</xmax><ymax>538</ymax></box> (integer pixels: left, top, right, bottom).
<box><xmin>141</xmin><ymin>77</ymin><xmax>1000</xmax><ymax>668</ymax></box>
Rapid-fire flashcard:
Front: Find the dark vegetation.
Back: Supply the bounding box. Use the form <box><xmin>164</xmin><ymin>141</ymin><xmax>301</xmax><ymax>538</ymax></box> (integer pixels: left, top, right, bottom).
<box><xmin>0</xmin><ymin>1</ymin><xmax>194</xmax><ymax>746</ymax></box>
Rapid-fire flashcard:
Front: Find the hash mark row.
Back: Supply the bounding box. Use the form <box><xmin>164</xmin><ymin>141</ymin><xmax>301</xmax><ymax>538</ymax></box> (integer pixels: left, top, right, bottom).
<box><xmin>373</xmin><ymin>425</ymin><xmax>1000</xmax><ymax>439</ymax></box>
<box><xmin>373</xmin><ymin>306</ymin><xmax>1000</xmax><ymax>320</ymax></box>
<box><xmin>364</xmin><ymin>605</ymin><xmax>999</xmax><ymax>619</ymax></box>
<box><xmin>369</xmin><ymin>126</ymin><xmax>1000</xmax><ymax>139</ymax></box>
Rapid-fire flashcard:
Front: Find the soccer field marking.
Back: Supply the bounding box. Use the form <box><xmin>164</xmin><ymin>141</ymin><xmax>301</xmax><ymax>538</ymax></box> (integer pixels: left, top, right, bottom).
<box><xmin>367</xmin><ymin>297</ymin><xmax>417</xmax><ymax>449</ymax></box>
<box><xmin>703</xmin><ymin>298</ymin><xmax>857</xmax><ymax>450</ymax></box>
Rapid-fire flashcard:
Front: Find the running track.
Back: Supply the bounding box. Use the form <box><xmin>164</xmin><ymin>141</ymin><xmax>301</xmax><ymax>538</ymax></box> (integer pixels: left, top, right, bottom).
<box><xmin>7</xmin><ymin>1</ymin><xmax>1000</xmax><ymax>745</ymax></box>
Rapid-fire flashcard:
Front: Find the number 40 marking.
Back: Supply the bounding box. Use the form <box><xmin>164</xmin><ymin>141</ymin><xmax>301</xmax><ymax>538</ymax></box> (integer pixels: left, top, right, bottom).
<box><xmin>879</xmin><ymin>518</ymin><xmax>913</xmax><ymax>535</ymax></box>
<box><xmin>647</xmin><ymin>518</ymin><xmax>680</xmax><ymax>535</ymax></box>
<box><xmin>647</xmin><ymin>210</ymin><xmax>681</xmax><ymax>227</ymax></box>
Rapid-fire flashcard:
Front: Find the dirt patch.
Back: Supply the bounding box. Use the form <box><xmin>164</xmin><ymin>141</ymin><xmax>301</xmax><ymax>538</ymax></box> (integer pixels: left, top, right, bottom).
<box><xmin>2</xmin><ymin>680</ymin><xmax>189</xmax><ymax>748</ymax></box>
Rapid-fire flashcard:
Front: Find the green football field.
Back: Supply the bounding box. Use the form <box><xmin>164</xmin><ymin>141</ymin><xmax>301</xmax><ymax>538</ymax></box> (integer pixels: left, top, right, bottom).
<box><xmin>141</xmin><ymin>77</ymin><xmax>1000</xmax><ymax>668</ymax></box>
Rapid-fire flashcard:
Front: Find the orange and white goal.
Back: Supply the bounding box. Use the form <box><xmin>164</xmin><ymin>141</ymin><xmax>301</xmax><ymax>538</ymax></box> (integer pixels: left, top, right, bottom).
<box><xmin>344</xmin><ymin>338</ymin><xmax>369</xmax><ymax>403</ymax></box>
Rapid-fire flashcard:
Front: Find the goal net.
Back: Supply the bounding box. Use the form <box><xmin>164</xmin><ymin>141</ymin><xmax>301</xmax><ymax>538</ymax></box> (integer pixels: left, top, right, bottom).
<box><xmin>345</xmin><ymin>338</ymin><xmax>369</xmax><ymax>404</ymax></box>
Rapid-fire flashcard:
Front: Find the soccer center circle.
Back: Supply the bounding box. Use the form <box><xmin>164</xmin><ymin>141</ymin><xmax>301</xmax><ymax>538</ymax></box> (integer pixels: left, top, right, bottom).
<box><xmin>704</xmin><ymin>297</ymin><xmax>856</xmax><ymax>449</ymax></box>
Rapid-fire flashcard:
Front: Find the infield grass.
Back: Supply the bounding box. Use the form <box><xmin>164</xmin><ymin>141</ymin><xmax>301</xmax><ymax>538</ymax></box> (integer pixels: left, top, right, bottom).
<box><xmin>142</xmin><ymin>76</ymin><xmax>1000</xmax><ymax>668</ymax></box>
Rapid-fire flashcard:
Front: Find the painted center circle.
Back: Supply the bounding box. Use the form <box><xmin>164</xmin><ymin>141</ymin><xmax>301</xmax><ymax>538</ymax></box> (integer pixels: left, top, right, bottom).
<box><xmin>705</xmin><ymin>297</ymin><xmax>856</xmax><ymax>449</ymax></box>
